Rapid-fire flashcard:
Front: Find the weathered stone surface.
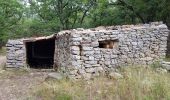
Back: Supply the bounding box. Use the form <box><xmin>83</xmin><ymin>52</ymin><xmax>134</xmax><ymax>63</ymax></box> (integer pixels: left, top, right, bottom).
<box><xmin>72</xmin><ymin>55</ymin><xmax>81</xmax><ymax>60</ymax></box>
<box><xmin>161</xmin><ymin>61</ymin><xmax>170</xmax><ymax>70</ymax></box>
<box><xmin>71</xmin><ymin>50</ymin><xmax>80</xmax><ymax>55</ymax></box>
<box><xmin>6</xmin><ymin>39</ymin><xmax>25</xmax><ymax>68</ymax></box>
<box><xmin>108</xmin><ymin>72</ymin><xmax>123</xmax><ymax>79</ymax></box>
<box><xmin>71</xmin><ymin>46</ymin><xmax>80</xmax><ymax>51</ymax></box>
<box><xmin>6</xmin><ymin>22</ymin><xmax>169</xmax><ymax>80</ymax></box>
<box><xmin>47</xmin><ymin>73</ymin><xmax>63</xmax><ymax>80</ymax></box>
<box><xmin>82</xmin><ymin>47</ymin><xmax>93</xmax><ymax>51</ymax></box>
<box><xmin>85</xmin><ymin>68</ymin><xmax>95</xmax><ymax>73</ymax></box>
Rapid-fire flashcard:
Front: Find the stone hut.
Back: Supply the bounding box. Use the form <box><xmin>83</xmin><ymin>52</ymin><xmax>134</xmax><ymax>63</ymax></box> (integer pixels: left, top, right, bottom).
<box><xmin>6</xmin><ymin>22</ymin><xmax>169</xmax><ymax>79</ymax></box>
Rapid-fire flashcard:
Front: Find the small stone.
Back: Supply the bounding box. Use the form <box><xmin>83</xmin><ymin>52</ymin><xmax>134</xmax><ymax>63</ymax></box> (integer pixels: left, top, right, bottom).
<box><xmin>158</xmin><ymin>24</ymin><xmax>167</xmax><ymax>29</ymax></box>
<box><xmin>71</xmin><ymin>50</ymin><xmax>80</xmax><ymax>55</ymax></box>
<box><xmin>91</xmin><ymin>42</ymin><xmax>99</xmax><ymax>47</ymax></box>
<box><xmin>96</xmin><ymin>90</ymin><xmax>102</xmax><ymax>94</ymax></box>
<box><xmin>161</xmin><ymin>61</ymin><xmax>170</xmax><ymax>70</ymax></box>
<box><xmin>71</xmin><ymin>46</ymin><xmax>80</xmax><ymax>51</ymax></box>
<box><xmin>156</xmin><ymin>68</ymin><xmax>167</xmax><ymax>74</ymax></box>
<box><xmin>72</xmin><ymin>55</ymin><xmax>80</xmax><ymax>60</ymax></box>
<box><xmin>46</xmin><ymin>73</ymin><xmax>63</xmax><ymax>80</ymax></box>
<box><xmin>71</xmin><ymin>42</ymin><xmax>80</xmax><ymax>45</ymax></box>
<box><xmin>84</xmin><ymin>64</ymin><xmax>92</xmax><ymax>68</ymax></box>
<box><xmin>89</xmin><ymin>56</ymin><xmax>95</xmax><ymax>60</ymax></box>
<box><xmin>108</xmin><ymin>72</ymin><xmax>123</xmax><ymax>79</ymax></box>
<box><xmin>72</xmin><ymin>37</ymin><xmax>82</xmax><ymax>41</ymax></box>
<box><xmin>85</xmin><ymin>68</ymin><xmax>95</xmax><ymax>73</ymax></box>
<box><xmin>85</xmin><ymin>61</ymin><xmax>97</xmax><ymax>65</ymax></box>
<box><xmin>132</xmin><ymin>42</ymin><xmax>137</xmax><ymax>46</ymax></box>
<box><xmin>81</xmin><ymin>51</ymin><xmax>94</xmax><ymax>55</ymax></box>
<box><xmin>72</xmin><ymin>34</ymin><xmax>80</xmax><ymax>38</ymax></box>
<box><xmin>82</xmin><ymin>47</ymin><xmax>93</xmax><ymax>51</ymax></box>
<box><xmin>76</xmin><ymin>28</ymin><xmax>84</xmax><ymax>31</ymax></box>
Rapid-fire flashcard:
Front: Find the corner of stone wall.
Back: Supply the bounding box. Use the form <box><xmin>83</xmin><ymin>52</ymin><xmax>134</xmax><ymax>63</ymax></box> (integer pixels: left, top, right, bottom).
<box><xmin>6</xmin><ymin>39</ymin><xmax>26</xmax><ymax>68</ymax></box>
<box><xmin>68</xmin><ymin>33</ymin><xmax>83</xmax><ymax>79</ymax></box>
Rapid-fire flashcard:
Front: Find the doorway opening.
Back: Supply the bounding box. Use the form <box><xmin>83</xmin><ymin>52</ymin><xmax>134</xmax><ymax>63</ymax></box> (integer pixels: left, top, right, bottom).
<box><xmin>25</xmin><ymin>38</ymin><xmax>55</xmax><ymax>69</ymax></box>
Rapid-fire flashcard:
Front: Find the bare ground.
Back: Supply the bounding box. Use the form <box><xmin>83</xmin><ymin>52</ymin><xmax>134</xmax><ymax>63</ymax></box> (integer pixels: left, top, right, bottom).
<box><xmin>0</xmin><ymin>56</ymin><xmax>49</xmax><ymax>100</ymax></box>
<box><xmin>0</xmin><ymin>56</ymin><xmax>6</xmax><ymax>68</ymax></box>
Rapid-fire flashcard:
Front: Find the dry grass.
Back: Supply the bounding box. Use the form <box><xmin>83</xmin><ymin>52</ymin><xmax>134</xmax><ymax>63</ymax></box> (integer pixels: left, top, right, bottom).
<box><xmin>32</xmin><ymin>66</ymin><xmax>170</xmax><ymax>100</ymax></box>
<box><xmin>0</xmin><ymin>47</ymin><xmax>6</xmax><ymax>56</ymax></box>
<box><xmin>0</xmin><ymin>68</ymin><xmax>29</xmax><ymax>79</ymax></box>
<box><xmin>0</xmin><ymin>46</ymin><xmax>170</xmax><ymax>99</ymax></box>
<box><xmin>0</xmin><ymin>68</ymin><xmax>47</xmax><ymax>100</ymax></box>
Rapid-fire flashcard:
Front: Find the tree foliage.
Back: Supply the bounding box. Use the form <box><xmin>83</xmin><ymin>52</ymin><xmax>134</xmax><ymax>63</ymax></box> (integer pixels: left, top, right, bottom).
<box><xmin>0</xmin><ymin>0</ymin><xmax>23</xmax><ymax>48</ymax></box>
<box><xmin>113</xmin><ymin>0</ymin><xmax>170</xmax><ymax>25</ymax></box>
<box><xmin>0</xmin><ymin>0</ymin><xmax>170</xmax><ymax>47</ymax></box>
<box><xmin>29</xmin><ymin>0</ymin><xmax>96</xmax><ymax>30</ymax></box>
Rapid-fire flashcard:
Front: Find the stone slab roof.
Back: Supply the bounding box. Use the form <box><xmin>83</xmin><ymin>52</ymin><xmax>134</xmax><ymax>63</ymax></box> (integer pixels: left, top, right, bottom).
<box><xmin>55</xmin><ymin>21</ymin><xmax>168</xmax><ymax>36</ymax></box>
<box><xmin>21</xmin><ymin>34</ymin><xmax>55</xmax><ymax>42</ymax></box>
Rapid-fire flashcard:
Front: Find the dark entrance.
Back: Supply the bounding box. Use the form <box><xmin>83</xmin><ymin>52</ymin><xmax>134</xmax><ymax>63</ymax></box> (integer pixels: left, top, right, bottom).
<box><xmin>25</xmin><ymin>38</ymin><xmax>55</xmax><ymax>69</ymax></box>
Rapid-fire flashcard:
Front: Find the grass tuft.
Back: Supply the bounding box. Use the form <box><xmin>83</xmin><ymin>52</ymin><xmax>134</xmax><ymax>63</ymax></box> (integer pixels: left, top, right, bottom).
<box><xmin>31</xmin><ymin>65</ymin><xmax>170</xmax><ymax>100</ymax></box>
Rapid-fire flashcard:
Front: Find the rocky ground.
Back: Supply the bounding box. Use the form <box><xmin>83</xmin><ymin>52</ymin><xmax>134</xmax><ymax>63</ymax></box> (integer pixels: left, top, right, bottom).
<box><xmin>0</xmin><ymin>56</ymin><xmax>49</xmax><ymax>100</ymax></box>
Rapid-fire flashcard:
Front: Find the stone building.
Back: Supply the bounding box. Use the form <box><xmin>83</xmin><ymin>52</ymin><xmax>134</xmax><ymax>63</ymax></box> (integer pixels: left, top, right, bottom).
<box><xmin>6</xmin><ymin>22</ymin><xmax>169</xmax><ymax>79</ymax></box>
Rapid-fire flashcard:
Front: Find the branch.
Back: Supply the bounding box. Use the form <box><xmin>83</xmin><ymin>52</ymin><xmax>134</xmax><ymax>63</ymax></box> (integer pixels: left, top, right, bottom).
<box><xmin>114</xmin><ymin>0</ymin><xmax>146</xmax><ymax>23</ymax></box>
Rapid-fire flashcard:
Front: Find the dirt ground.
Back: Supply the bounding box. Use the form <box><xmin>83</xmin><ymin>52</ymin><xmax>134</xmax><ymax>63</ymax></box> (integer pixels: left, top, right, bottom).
<box><xmin>0</xmin><ymin>56</ymin><xmax>49</xmax><ymax>100</ymax></box>
<box><xmin>0</xmin><ymin>56</ymin><xmax>6</xmax><ymax>67</ymax></box>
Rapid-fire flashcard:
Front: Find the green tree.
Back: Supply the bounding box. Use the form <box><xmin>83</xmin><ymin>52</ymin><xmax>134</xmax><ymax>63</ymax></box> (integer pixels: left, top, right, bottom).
<box><xmin>2</xmin><ymin>0</ymin><xmax>170</xmax><ymax>43</ymax></box>
<box><xmin>0</xmin><ymin>0</ymin><xmax>23</xmax><ymax>48</ymax></box>
<box><xmin>29</xmin><ymin>0</ymin><xmax>95</xmax><ymax>31</ymax></box>
<box><xmin>112</xmin><ymin>0</ymin><xmax>170</xmax><ymax>26</ymax></box>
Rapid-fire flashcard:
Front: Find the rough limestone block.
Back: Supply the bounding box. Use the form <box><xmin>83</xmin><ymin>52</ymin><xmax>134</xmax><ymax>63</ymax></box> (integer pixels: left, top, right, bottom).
<box><xmin>72</xmin><ymin>55</ymin><xmax>81</xmax><ymax>60</ymax></box>
<box><xmin>71</xmin><ymin>50</ymin><xmax>80</xmax><ymax>55</ymax></box>
<box><xmin>71</xmin><ymin>37</ymin><xmax>82</xmax><ymax>42</ymax></box>
<box><xmin>82</xmin><ymin>47</ymin><xmax>93</xmax><ymax>51</ymax></box>
<box><xmin>85</xmin><ymin>68</ymin><xmax>95</xmax><ymax>73</ymax></box>
<box><xmin>71</xmin><ymin>46</ymin><xmax>80</xmax><ymax>51</ymax></box>
<box><xmin>81</xmin><ymin>51</ymin><xmax>94</xmax><ymax>55</ymax></box>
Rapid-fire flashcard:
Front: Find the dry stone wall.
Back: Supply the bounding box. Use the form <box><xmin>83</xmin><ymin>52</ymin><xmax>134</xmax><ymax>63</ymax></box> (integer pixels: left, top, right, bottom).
<box><xmin>54</xmin><ymin>34</ymin><xmax>72</xmax><ymax>75</ymax></box>
<box><xmin>55</xmin><ymin>22</ymin><xmax>169</xmax><ymax>79</ymax></box>
<box><xmin>6</xmin><ymin>22</ymin><xmax>169</xmax><ymax>80</ymax></box>
<box><xmin>6</xmin><ymin>39</ymin><xmax>26</xmax><ymax>68</ymax></box>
